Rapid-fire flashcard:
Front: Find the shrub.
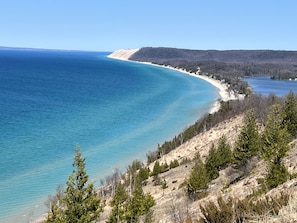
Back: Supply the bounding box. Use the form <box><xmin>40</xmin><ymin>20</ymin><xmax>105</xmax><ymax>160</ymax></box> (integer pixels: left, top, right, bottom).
<box><xmin>265</xmin><ymin>163</ymin><xmax>290</xmax><ymax>189</ymax></box>
<box><xmin>198</xmin><ymin>192</ymin><xmax>291</xmax><ymax>223</ymax></box>
<box><xmin>169</xmin><ymin>159</ymin><xmax>180</xmax><ymax>169</ymax></box>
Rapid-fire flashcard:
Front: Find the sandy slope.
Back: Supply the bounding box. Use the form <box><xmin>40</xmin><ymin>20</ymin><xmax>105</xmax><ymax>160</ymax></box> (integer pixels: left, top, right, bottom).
<box><xmin>107</xmin><ymin>48</ymin><xmax>140</xmax><ymax>60</ymax></box>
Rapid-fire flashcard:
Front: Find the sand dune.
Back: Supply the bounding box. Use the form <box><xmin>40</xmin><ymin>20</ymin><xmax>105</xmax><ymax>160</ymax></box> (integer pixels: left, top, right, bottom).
<box><xmin>107</xmin><ymin>48</ymin><xmax>140</xmax><ymax>60</ymax></box>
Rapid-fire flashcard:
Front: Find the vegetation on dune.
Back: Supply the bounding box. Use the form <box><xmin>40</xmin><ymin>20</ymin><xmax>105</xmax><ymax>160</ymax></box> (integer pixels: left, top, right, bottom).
<box><xmin>182</xmin><ymin>92</ymin><xmax>297</xmax><ymax>221</ymax></box>
<box><xmin>107</xmin><ymin>180</ymin><xmax>155</xmax><ymax>223</ymax></box>
<box><xmin>233</xmin><ymin>108</ymin><xmax>260</xmax><ymax>169</ymax></box>
<box><xmin>198</xmin><ymin>191</ymin><xmax>291</xmax><ymax>223</ymax></box>
<box><xmin>45</xmin><ymin>148</ymin><xmax>102</xmax><ymax>223</ymax></box>
<box><xmin>45</xmin><ymin>90</ymin><xmax>297</xmax><ymax>222</ymax></box>
<box><xmin>185</xmin><ymin>153</ymin><xmax>209</xmax><ymax>200</ymax></box>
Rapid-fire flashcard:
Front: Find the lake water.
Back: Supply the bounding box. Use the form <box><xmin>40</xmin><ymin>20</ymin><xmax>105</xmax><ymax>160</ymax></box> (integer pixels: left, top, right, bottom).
<box><xmin>244</xmin><ymin>76</ymin><xmax>297</xmax><ymax>96</ymax></box>
<box><xmin>0</xmin><ymin>48</ymin><xmax>219</xmax><ymax>223</ymax></box>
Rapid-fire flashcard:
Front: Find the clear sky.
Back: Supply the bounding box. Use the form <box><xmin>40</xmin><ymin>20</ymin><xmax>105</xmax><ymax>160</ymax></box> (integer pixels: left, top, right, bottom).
<box><xmin>0</xmin><ymin>0</ymin><xmax>296</xmax><ymax>52</ymax></box>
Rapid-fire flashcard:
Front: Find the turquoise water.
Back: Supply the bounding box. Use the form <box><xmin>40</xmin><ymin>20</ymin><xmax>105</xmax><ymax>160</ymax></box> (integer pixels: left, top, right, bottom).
<box><xmin>244</xmin><ymin>76</ymin><xmax>297</xmax><ymax>96</ymax></box>
<box><xmin>0</xmin><ymin>49</ymin><xmax>218</xmax><ymax>223</ymax></box>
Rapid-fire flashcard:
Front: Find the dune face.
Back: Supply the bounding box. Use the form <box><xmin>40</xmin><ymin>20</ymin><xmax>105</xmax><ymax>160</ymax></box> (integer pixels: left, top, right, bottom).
<box><xmin>108</xmin><ymin>48</ymin><xmax>139</xmax><ymax>60</ymax></box>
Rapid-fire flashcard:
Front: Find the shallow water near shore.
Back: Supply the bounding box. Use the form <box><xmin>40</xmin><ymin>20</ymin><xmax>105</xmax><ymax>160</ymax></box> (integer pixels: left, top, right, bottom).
<box><xmin>0</xmin><ymin>49</ymin><xmax>218</xmax><ymax>223</ymax></box>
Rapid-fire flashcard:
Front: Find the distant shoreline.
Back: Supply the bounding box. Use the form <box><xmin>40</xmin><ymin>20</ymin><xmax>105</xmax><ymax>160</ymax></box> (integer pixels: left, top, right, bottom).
<box><xmin>108</xmin><ymin>49</ymin><xmax>241</xmax><ymax>114</ymax></box>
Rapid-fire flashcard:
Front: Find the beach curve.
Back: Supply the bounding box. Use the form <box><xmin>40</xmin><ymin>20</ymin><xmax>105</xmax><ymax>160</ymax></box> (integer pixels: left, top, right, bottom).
<box><xmin>108</xmin><ymin>48</ymin><xmax>239</xmax><ymax>114</ymax></box>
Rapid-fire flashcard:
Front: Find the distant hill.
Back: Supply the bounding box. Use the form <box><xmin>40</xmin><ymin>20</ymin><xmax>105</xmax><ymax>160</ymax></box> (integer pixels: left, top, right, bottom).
<box><xmin>130</xmin><ymin>47</ymin><xmax>297</xmax><ymax>65</ymax></box>
<box><xmin>129</xmin><ymin>47</ymin><xmax>297</xmax><ymax>94</ymax></box>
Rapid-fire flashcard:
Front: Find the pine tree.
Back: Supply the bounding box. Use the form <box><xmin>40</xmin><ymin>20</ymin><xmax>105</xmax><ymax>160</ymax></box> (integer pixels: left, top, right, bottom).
<box><xmin>138</xmin><ymin>167</ymin><xmax>150</xmax><ymax>182</ymax></box>
<box><xmin>186</xmin><ymin>153</ymin><xmax>209</xmax><ymax>199</ymax></box>
<box><xmin>283</xmin><ymin>90</ymin><xmax>297</xmax><ymax>138</ymax></box>
<box><xmin>261</xmin><ymin>105</ymin><xmax>291</xmax><ymax>189</ymax></box>
<box><xmin>233</xmin><ymin>108</ymin><xmax>260</xmax><ymax>167</ymax></box>
<box><xmin>216</xmin><ymin>135</ymin><xmax>232</xmax><ymax>169</ymax></box>
<box><xmin>151</xmin><ymin>161</ymin><xmax>162</xmax><ymax>176</ymax></box>
<box><xmin>205</xmin><ymin>143</ymin><xmax>220</xmax><ymax>180</ymax></box>
<box><xmin>125</xmin><ymin>180</ymin><xmax>155</xmax><ymax>222</ymax></box>
<box><xmin>266</xmin><ymin>162</ymin><xmax>290</xmax><ymax>189</ymax></box>
<box><xmin>45</xmin><ymin>147</ymin><xmax>102</xmax><ymax>223</ymax></box>
<box><xmin>261</xmin><ymin>104</ymin><xmax>291</xmax><ymax>164</ymax></box>
<box><xmin>107</xmin><ymin>183</ymin><xmax>129</xmax><ymax>223</ymax></box>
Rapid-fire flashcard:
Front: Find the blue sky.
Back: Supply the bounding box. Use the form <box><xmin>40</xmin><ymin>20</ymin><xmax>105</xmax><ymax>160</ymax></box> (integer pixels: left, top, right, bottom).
<box><xmin>0</xmin><ymin>0</ymin><xmax>296</xmax><ymax>51</ymax></box>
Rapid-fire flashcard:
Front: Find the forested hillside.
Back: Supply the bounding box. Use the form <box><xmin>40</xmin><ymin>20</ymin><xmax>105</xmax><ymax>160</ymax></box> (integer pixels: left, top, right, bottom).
<box><xmin>130</xmin><ymin>47</ymin><xmax>297</xmax><ymax>94</ymax></box>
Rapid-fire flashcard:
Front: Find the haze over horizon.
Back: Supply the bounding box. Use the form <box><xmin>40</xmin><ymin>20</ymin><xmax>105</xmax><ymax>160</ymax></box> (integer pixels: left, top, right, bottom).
<box><xmin>0</xmin><ymin>0</ymin><xmax>296</xmax><ymax>52</ymax></box>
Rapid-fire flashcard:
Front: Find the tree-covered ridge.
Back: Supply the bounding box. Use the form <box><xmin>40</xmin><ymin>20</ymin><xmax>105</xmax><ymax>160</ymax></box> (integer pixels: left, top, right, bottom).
<box><xmin>130</xmin><ymin>47</ymin><xmax>297</xmax><ymax>94</ymax></box>
<box><xmin>131</xmin><ymin>47</ymin><xmax>297</xmax><ymax>64</ymax></box>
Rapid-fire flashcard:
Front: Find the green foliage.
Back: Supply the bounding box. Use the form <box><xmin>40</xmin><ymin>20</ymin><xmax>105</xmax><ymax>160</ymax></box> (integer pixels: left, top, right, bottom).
<box><xmin>260</xmin><ymin>104</ymin><xmax>291</xmax><ymax>164</ymax></box>
<box><xmin>282</xmin><ymin>90</ymin><xmax>297</xmax><ymax>138</ymax></box>
<box><xmin>151</xmin><ymin>161</ymin><xmax>162</xmax><ymax>176</ymax></box>
<box><xmin>216</xmin><ymin>135</ymin><xmax>232</xmax><ymax>169</ymax></box>
<box><xmin>204</xmin><ymin>137</ymin><xmax>233</xmax><ymax>182</ymax></box>
<box><xmin>138</xmin><ymin>167</ymin><xmax>150</xmax><ymax>182</ymax></box>
<box><xmin>125</xmin><ymin>181</ymin><xmax>155</xmax><ymax>222</ymax></box>
<box><xmin>107</xmin><ymin>184</ymin><xmax>129</xmax><ymax>223</ymax></box>
<box><xmin>265</xmin><ymin>163</ymin><xmax>290</xmax><ymax>189</ymax></box>
<box><xmin>151</xmin><ymin>161</ymin><xmax>169</xmax><ymax>176</ymax></box>
<box><xmin>185</xmin><ymin>153</ymin><xmax>209</xmax><ymax>200</ymax></box>
<box><xmin>233</xmin><ymin>108</ymin><xmax>260</xmax><ymax>167</ymax></box>
<box><xmin>169</xmin><ymin>159</ymin><xmax>180</xmax><ymax>169</ymax></box>
<box><xmin>45</xmin><ymin>147</ymin><xmax>102</xmax><ymax>223</ymax></box>
<box><xmin>205</xmin><ymin>143</ymin><xmax>220</xmax><ymax>180</ymax></box>
<box><xmin>259</xmin><ymin>104</ymin><xmax>291</xmax><ymax>190</ymax></box>
<box><xmin>108</xmin><ymin>179</ymin><xmax>155</xmax><ymax>222</ymax></box>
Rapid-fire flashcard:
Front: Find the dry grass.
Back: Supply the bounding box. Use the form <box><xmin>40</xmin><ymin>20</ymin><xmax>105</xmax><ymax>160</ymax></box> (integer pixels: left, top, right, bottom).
<box><xmin>97</xmin><ymin>115</ymin><xmax>297</xmax><ymax>222</ymax></box>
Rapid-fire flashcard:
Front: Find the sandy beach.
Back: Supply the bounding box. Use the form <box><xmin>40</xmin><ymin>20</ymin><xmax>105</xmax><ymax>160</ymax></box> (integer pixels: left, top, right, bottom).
<box><xmin>108</xmin><ymin>49</ymin><xmax>240</xmax><ymax>114</ymax></box>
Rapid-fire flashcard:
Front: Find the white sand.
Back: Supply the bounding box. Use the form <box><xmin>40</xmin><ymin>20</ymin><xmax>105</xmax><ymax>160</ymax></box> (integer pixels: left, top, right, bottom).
<box><xmin>107</xmin><ymin>48</ymin><xmax>140</xmax><ymax>60</ymax></box>
<box><xmin>107</xmin><ymin>49</ymin><xmax>242</xmax><ymax>114</ymax></box>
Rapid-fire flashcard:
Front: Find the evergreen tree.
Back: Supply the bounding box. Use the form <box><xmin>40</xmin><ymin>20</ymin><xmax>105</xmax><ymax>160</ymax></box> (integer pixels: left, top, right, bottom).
<box><xmin>107</xmin><ymin>183</ymin><xmax>129</xmax><ymax>223</ymax></box>
<box><xmin>283</xmin><ymin>90</ymin><xmax>297</xmax><ymax>138</ymax></box>
<box><xmin>205</xmin><ymin>143</ymin><xmax>220</xmax><ymax>180</ymax></box>
<box><xmin>169</xmin><ymin>159</ymin><xmax>179</xmax><ymax>169</ymax></box>
<box><xmin>233</xmin><ymin>109</ymin><xmax>260</xmax><ymax>167</ymax></box>
<box><xmin>151</xmin><ymin>161</ymin><xmax>162</xmax><ymax>176</ymax></box>
<box><xmin>46</xmin><ymin>203</ymin><xmax>64</xmax><ymax>223</ymax></box>
<box><xmin>261</xmin><ymin>104</ymin><xmax>291</xmax><ymax>164</ymax></box>
<box><xmin>261</xmin><ymin>105</ymin><xmax>291</xmax><ymax>189</ymax></box>
<box><xmin>186</xmin><ymin>153</ymin><xmax>209</xmax><ymax>199</ymax></box>
<box><xmin>266</xmin><ymin>163</ymin><xmax>290</xmax><ymax>189</ymax></box>
<box><xmin>125</xmin><ymin>180</ymin><xmax>155</xmax><ymax>222</ymax></box>
<box><xmin>45</xmin><ymin>148</ymin><xmax>102</xmax><ymax>223</ymax></box>
<box><xmin>138</xmin><ymin>167</ymin><xmax>150</xmax><ymax>183</ymax></box>
<box><xmin>216</xmin><ymin>135</ymin><xmax>232</xmax><ymax>169</ymax></box>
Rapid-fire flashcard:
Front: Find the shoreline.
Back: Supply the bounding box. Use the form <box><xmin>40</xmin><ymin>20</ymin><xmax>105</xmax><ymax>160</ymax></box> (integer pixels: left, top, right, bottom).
<box><xmin>108</xmin><ymin>49</ymin><xmax>240</xmax><ymax>114</ymax></box>
<box><xmin>33</xmin><ymin>49</ymin><xmax>237</xmax><ymax>223</ymax></box>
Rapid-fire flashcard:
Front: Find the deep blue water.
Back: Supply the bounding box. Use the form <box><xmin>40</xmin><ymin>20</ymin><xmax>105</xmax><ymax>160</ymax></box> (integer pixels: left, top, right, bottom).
<box><xmin>0</xmin><ymin>49</ymin><xmax>218</xmax><ymax>223</ymax></box>
<box><xmin>244</xmin><ymin>76</ymin><xmax>297</xmax><ymax>96</ymax></box>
